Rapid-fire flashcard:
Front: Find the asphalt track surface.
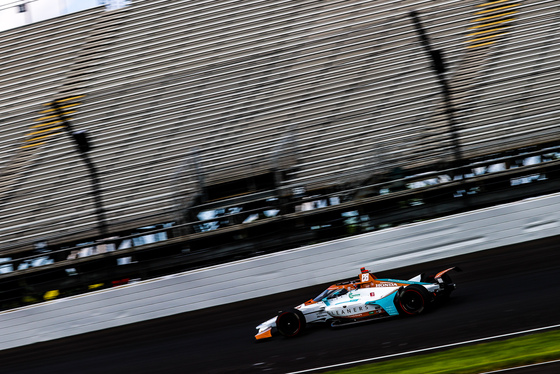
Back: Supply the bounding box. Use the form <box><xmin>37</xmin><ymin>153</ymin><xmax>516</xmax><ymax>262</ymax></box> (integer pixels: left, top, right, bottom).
<box><xmin>1</xmin><ymin>236</ymin><xmax>559</xmax><ymax>374</ymax></box>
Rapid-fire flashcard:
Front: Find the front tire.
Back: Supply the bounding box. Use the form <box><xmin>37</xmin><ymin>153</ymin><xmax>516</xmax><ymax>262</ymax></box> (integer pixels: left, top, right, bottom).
<box><xmin>396</xmin><ymin>285</ymin><xmax>433</xmax><ymax>316</ymax></box>
<box><xmin>276</xmin><ymin>309</ymin><xmax>306</xmax><ymax>337</ymax></box>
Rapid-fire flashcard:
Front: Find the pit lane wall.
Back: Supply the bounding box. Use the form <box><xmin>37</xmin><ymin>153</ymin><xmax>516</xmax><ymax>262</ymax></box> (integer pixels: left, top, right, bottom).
<box><xmin>2</xmin><ymin>193</ymin><xmax>560</xmax><ymax>350</ymax></box>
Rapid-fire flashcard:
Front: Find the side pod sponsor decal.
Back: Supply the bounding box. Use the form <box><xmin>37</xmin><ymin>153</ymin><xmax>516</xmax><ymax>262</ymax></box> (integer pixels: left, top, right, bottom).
<box><xmin>348</xmin><ymin>292</ymin><xmax>360</xmax><ymax>299</ymax></box>
<box><xmin>330</xmin><ymin>304</ymin><xmax>373</xmax><ymax>316</ymax></box>
<box><xmin>375</xmin><ymin>282</ymin><xmax>398</xmax><ymax>287</ymax></box>
<box><xmin>366</xmin><ymin>290</ymin><xmax>399</xmax><ymax>316</ymax></box>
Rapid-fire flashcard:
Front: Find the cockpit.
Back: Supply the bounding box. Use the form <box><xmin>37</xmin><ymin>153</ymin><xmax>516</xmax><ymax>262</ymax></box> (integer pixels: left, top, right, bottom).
<box><xmin>313</xmin><ymin>287</ymin><xmax>349</xmax><ymax>302</ymax></box>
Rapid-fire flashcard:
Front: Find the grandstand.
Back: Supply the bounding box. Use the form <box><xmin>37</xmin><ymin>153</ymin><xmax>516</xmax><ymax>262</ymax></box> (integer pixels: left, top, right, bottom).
<box><xmin>1</xmin><ymin>0</ymin><xmax>559</xmax><ymax>309</ymax></box>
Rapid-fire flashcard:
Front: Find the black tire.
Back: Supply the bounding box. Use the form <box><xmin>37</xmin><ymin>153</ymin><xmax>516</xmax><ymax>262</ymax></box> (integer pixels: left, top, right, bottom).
<box><xmin>276</xmin><ymin>309</ymin><xmax>306</xmax><ymax>337</ymax></box>
<box><xmin>396</xmin><ymin>284</ymin><xmax>433</xmax><ymax>316</ymax></box>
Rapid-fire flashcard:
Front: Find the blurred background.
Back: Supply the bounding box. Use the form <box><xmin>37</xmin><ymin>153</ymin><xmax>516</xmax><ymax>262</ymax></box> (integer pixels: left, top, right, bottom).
<box><xmin>0</xmin><ymin>0</ymin><xmax>559</xmax><ymax>314</ymax></box>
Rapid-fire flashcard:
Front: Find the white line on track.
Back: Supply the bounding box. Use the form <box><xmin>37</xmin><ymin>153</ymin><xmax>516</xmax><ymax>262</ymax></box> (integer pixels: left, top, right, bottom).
<box><xmin>478</xmin><ymin>359</ymin><xmax>560</xmax><ymax>373</ymax></box>
<box><xmin>286</xmin><ymin>324</ymin><xmax>560</xmax><ymax>374</ymax></box>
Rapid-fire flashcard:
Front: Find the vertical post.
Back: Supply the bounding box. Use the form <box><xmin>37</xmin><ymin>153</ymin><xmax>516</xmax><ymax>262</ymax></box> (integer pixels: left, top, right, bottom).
<box><xmin>191</xmin><ymin>148</ymin><xmax>206</xmax><ymax>203</ymax></box>
<box><xmin>18</xmin><ymin>0</ymin><xmax>32</xmax><ymax>24</ymax></box>
<box><xmin>51</xmin><ymin>100</ymin><xmax>108</xmax><ymax>237</ymax></box>
<box><xmin>409</xmin><ymin>11</ymin><xmax>463</xmax><ymax>169</ymax></box>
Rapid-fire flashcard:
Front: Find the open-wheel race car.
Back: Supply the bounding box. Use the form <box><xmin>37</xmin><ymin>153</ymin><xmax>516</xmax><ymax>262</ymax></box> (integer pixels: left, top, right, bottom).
<box><xmin>255</xmin><ymin>266</ymin><xmax>461</xmax><ymax>340</ymax></box>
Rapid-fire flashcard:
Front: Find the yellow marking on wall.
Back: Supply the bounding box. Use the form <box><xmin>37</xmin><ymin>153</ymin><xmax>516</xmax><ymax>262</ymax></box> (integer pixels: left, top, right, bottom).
<box><xmin>25</xmin><ymin>133</ymin><xmax>56</xmax><ymax>142</ymax></box>
<box><xmin>477</xmin><ymin>0</ymin><xmax>510</xmax><ymax>7</ymax></box>
<box><xmin>43</xmin><ymin>95</ymin><xmax>85</xmax><ymax>106</ymax></box>
<box><xmin>472</xmin><ymin>11</ymin><xmax>518</xmax><ymax>23</ymax></box>
<box><xmin>40</xmin><ymin>102</ymin><xmax>81</xmax><ymax>114</ymax></box>
<box><xmin>26</xmin><ymin>126</ymin><xmax>65</xmax><ymax>137</ymax></box>
<box><xmin>474</xmin><ymin>4</ymin><xmax>520</xmax><ymax>15</ymax></box>
<box><xmin>35</xmin><ymin>113</ymin><xmax>60</xmax><ymax>121</ymax></box>
<box><xmin>467</xmin><ymin>40</ymin><xmax>496</xmax><ymax>49</ymax></box>
<box><xmin>31</xmin><ymin>119</ymin><xmax>67</xmax><ymax>129</ymax></box>
<box><xmin>20</xmin><ymin>142</ymin><xmax>45</xmax><ymax>149</ymax></box>
<box><xmin>466</xmin><ymin>32</ymin><xmax>506</xmax><ymax>44</ymax></box>
<box><xmin>467</xmin><ymin>26</ymin><xmax>509</xmax><ymax>37</ymax></box>
<box><xmin>469</xmin><ymin>18</ymin><xmax>516</xmax><ymax>29</ymax></box>
<box><xmin>35</xmin><ymin>110</ymin><xmax>76</xmax><ymax>121</ymax></box>
<box><xmin>22</xmin><ymin>94</ymin><xmax>85</xmax><ymax>149</ymax></box>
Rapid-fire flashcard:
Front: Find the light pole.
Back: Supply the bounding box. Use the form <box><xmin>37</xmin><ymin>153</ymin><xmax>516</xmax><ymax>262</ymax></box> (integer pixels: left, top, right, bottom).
<box><xmin>48</xmin><ymin>97</ymin><xmax>108</xmax><ymax>237</ymax></box>
<box><xmin>409</xmin><ymin>11</ymin><xmax>464</xmax><ymax>170</ymax></box>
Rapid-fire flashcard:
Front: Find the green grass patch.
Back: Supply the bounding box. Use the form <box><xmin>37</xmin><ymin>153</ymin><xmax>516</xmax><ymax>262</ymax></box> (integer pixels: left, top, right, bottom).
<box><xmin>325</xmin><ymin>329</ymin><xmax>560</xmax><ymax>374</ymax></box>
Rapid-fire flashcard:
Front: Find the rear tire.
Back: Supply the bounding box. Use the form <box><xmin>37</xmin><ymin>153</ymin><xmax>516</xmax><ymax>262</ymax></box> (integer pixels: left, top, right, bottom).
<box><xmin>396</xmin><ymin>284</ymin><xmax>433</xmax><ymax>316</ymax></box>
<box><xmin>276</xmin><ymin>309</ymin><xmax>306</xmax><ymax>337</ymax></box>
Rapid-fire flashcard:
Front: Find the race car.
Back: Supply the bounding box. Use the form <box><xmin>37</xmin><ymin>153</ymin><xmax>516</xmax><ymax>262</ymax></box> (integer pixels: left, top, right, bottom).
<box><xmin>255</xmin><ymin>266</ymin><xmax>460</xmax><ymax>340</ymax></box>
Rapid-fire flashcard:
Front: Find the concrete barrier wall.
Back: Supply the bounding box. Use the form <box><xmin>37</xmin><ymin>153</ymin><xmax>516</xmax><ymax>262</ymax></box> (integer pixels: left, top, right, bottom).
<box><xmin>1</xmin><ymin>193</ymin><xmax>559</xmax><ymax>350</ymax></box>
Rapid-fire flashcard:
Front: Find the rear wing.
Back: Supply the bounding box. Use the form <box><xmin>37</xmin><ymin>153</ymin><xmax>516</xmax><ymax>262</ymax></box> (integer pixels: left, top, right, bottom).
<box><xmin>408</xmin><ymin>266</ymin><xmax>462</xmax><ymax>283</ymax></box>
<box><xmin>435</xmin><ymin>266</ymin><xmax>462</xmax><ymax>280</ymax></box>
